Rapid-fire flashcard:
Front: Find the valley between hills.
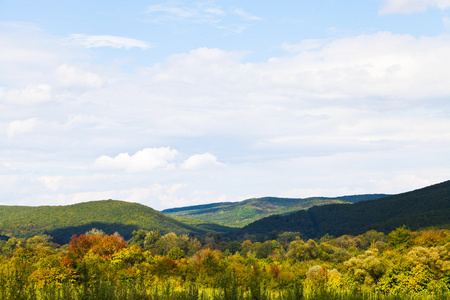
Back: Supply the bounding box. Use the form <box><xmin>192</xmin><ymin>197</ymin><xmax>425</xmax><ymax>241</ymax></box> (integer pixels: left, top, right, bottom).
<box><xmin>0</xmin><ymin>180</ymin><xmax>449</xmax><ymax>244</ymax></box>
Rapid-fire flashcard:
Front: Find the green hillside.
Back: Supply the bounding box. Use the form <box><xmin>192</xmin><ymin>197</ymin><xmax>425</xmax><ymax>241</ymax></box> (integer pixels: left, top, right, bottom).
<box><xmin>0</xmin><ymin>200</ymin><xmax>232</xmax><ymax>244</ymax></box>
<box><xmin>162</xmin><ymin>194</ymin><xmax>388</xmax><ymax>227</ymax></box>
<box><xmin>237</xmin><ymin>180</ymin><xmax>450</xmax><ymax>239</ymax></box>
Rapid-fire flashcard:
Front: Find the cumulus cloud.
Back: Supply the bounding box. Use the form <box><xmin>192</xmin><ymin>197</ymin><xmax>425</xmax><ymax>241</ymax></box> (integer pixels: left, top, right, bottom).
<box><xmin>286</xmin><ymin>32</ymin><xmax>450</xmax><ymax>100</ymax></box>
<box><xmin>281</xmin><ymin>39</ymin><xmax>326</xmax><ymax>53</ymax></box>
<box><xmin>7</xmin><ymin>118</ymin><xmax>38</xmax><ymax>138</ymax></box>
<box><xmin>94</xmin><ymin>147</ymin><xmax>178</xmax><ymax>173</ymax></box>
<box><xmin>181</xmin><ymin>153</ymin><xmax>225</xmax><ymax>170</ymax></box>
<box><xmin>2</xmin><ymin>84</ymin><xmax>52</xmax><ymax>105</ymax></box>
<box><xmin>37</xmin><ymin>176</ymin><xmax>64</xmax><ymax>192</ymax></box>
<box><xmin>67</xmin><ymin>34</ymin><xmax>150</xmax><ymax>49</ymax></box>
<box><xmin>148</xmin><ymin>47</ymin><xmax>249</xmax><ymax>88</ymax></box>
<box><xmin>54</xmin><ymin>64</ymin><xmax>103</xmax><ymax>88</ymax></box>
<box><xmin>379</xmin><ymin>0</ymin><xmax>450</xmax><ymax>14</ymax></box>
<box><xmin>146</xmin><ymin>33</ymin><xmax>450</xmax><ymax>103</ymax></box>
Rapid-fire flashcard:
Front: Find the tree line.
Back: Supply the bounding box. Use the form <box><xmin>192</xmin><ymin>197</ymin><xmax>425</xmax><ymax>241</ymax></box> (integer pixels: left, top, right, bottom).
<box><xmin>1</xmin><ymin>226</ymin><xmax>450</xmax><ymax>299</ymax></box>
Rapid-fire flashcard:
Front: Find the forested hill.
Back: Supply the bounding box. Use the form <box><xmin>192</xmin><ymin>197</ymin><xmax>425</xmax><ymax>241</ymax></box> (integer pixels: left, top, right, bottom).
<box><xmin>237</xmin><ymin>180</ymin><xmax>450</xmax><ymax>239</ymax></box>
<box><xmin>162</xmin><ymin>194</ymin><xmax>388</xmax><ymax>227</ymax></box>
<box><xmin>0</xmin><ymin>200</ymin><xmax>232</xmax><ymax>244</ymax></box>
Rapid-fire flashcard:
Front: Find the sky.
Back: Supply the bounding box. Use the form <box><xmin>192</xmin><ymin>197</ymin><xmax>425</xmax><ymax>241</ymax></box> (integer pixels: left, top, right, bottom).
<box><xmin>1</xmin><ymin>0</ymin><xmax>449</xmax><ymax>210</ymax></box>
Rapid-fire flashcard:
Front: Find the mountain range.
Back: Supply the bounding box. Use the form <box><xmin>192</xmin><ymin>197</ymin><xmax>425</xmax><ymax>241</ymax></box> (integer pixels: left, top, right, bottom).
<box><xmin>0</xmin><ymin>180</ymin><xmax>449</xmax><ymax>244</ymax></box>
<box><xmin>237</xmin><ymin>180</ymin><xmax>450</xmax><ymax>238</ymax></box>
<box><xmin>162</xmin><ymin>194</ymin><xmax>389</xmax><ymax>227</ymax></box>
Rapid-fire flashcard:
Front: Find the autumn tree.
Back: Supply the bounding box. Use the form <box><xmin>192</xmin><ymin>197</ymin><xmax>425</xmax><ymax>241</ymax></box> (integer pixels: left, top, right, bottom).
<box><xmin>68</xmin><ymin>234</ymin><xmax>128</xmax><ymax>260</ymax></box>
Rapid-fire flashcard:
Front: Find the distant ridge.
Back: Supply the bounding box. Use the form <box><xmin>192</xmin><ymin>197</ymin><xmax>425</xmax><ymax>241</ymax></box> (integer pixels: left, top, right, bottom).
<box><xmin>162</xmin><ymin>194</ymin><xmax>389</xmax><ymax>227</ymax></box>
<box><xmin>0</xmin><ymin>200</ymin><xmax>232</xmax><ymax>244</ymax></box>
<box><xmin>236</xmin><ymin>180</ymin><xmax>450</xmax><ymax>239</ymax></box>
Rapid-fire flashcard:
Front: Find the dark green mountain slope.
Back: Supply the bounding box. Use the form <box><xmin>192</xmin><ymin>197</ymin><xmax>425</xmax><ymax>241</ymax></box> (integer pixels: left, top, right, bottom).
<box><xmin>162</xmin><ymin>194</ymin><xmax>388</xmax><ymax>227</ymax></box>
<box><xmin>0</xmin><ymin>200</ymin><xmax>232</xmax><ymax>244</ymax></box>
<box><xmin>237</xmin><ymin>180</ymin><xmax>450</xmax><ymax>238</ymax></box>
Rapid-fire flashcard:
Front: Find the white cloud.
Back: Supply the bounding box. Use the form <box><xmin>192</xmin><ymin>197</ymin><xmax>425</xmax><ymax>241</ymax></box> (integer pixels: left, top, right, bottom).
<box><xmin>145</xmin><ymin>3</ymin><xmax>260</xmax><ymax>30</ymax></box>
<box><xmin>171</xmin><ymin>189</ymin><xmax>229</xmax><ymax>208</ymax></box>
<box><xmin>181</xmin><ymin>153</ymin><xmax>224</xmax><ymax>170</ymax></box>
<box><xmin>148</xmin><ymin>47</ymin><xmax>249</xmax><ymax>90</ymax></box>
<box><xmin>95</xmin><ymin>153</ymin><xmax>130</xmax><ymax>170</ymax></box>
<box><xmin>232</xmin><ymin>8</ymin><xmax>262</xmax><ymax>21</ymax></box>
<box><xmin>0</xmin><ymin>22</ymin><xmax>61</xmax><ymax>67</ymax></box>
<box><xmin>281</xmin><ymin>40</ymin><xmax>326</xmax><ymax>53</ymax></box>
<box><xmin>67</xmin><ymin>34</ymin><xmax>150</xmax><ymax>49</ymax></box>
<box><xmin>3</xmin><ymin>84</ymin><xmax>52</xmax><ymax>105</ymax></box>
<box><xmin>146</xmin><ymin>4</ymin><xmax>200</xmax><ymax>19</ymax></box>
<box><xmin>444</xmin><ymin>16</ymin><xmax>450</xmax><ymax>28</ymax></box>
<box><xmin>140</xmin><ymin>183</ymin><xmax>187</xmax><ymax>208</ymax></box>
<box><xmin>145</xmin><ymin>33</ymin><xmax>450</xmax><ymax>104</ymax></box>
<box><xmin>282</xmin><ymin>186</ymin><xmax>367</xmax><ymax>199</ymax></box>
<box><xmin>94</xmin><ymin>147</ymin><xmax>178</xmax><ymax>173</ymax></box>
<box><xmin>203</xmin><ymin>7</ymin><xmax>227</xmax><ymax>16</ymax></box>
<box><xmin>145</xmin><ymin>2</ymin><xmax>227</xmax><ymax>23</ymax></box>
<box><xmin>369</xmin><ymin>174</ymin><xmax>442</xmax><ymax>193</ymax></box>
<box><xmin>379</xmin><ymin>0</ymin><xmax>450</xmax><ymax>14</ymax></box>
<box><xmin>7</xmin><ymin>118</ymin><xmax>38</xmax><ymax>138</ymax></box>
<box><xmin>262</xmin><ymin>32</ymin><xmax>450</xmax><ymax>100</ymax></box>
<box><xmin>0</xmin><ymin>22</ymin><xmax>78</xmax><ymax>87</ymax></box>
<box><xmin>31</xmin><ymin>184</ymin><xmax>189</xmax><ymax>209</ymax></box>
<box><xmin>1</xmin><ymin>22</ymin><xmax>450</xmax><ymax>209</ymax></box>
<box><xmin>54</xmin><ymin>64</ymin><xmax>103</xmax><ymax>88</ymax></box>
<box><xmin>37</xmin><ymin>176</ymin><xmax>64</xmax><ymax>192</ymax></box>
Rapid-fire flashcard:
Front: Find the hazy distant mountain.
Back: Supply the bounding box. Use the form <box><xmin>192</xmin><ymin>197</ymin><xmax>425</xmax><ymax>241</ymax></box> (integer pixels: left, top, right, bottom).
<box><xmin>162</xmin><ymin>194</ymin><xmax>389</xmax><ymax>227</ymax></box>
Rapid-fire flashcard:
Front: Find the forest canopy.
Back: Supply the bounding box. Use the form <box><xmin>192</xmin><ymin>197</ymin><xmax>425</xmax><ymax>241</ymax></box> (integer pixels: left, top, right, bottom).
<box><xmin>1</xmin><ymin>226</ymin><xmax>450</xmax><ymax>299</ymax></box>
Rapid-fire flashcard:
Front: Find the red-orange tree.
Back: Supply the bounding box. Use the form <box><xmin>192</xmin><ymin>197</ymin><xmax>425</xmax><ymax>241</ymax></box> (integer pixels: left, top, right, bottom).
<box><xmin>68</xmin><ymin>234</ymin><xmax>128</xmax><ymax>260</ymax></box>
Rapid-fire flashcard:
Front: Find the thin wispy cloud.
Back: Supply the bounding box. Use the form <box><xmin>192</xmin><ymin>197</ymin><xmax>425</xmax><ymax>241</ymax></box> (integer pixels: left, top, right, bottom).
<box><xmin>379</xmin><ymin>0</ymin><xmax>450</xmax><ymax>14</ymax></box>
<box><xmin>67</xmin><ymin>34</ymin><xmax>150</xmax><ymax>49</ymax></box>
<box><xmin>145</xmin><ymin>2</ymin><xmax>225</xmax><ymax>24</ymax></box>
<box><xmin>232</xmin><ymin>8</ymin><xmax>262</xmax><ymax>21</ymax></box>
<box><xmin>145</xmin><ymin>1</ymin><xmax>261</xmax><ymax>30</ymax></box>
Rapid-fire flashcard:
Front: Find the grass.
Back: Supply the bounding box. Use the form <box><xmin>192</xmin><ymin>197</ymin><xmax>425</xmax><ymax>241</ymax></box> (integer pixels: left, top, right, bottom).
<box><xmin>1</xmin><ymin>281</ymin><xmax>449</xmax><ymax>300</ymax></box>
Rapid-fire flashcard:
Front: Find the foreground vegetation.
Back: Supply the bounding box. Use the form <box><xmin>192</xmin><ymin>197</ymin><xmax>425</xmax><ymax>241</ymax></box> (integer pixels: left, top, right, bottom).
<box><xmin>1</xmin><ymin>226</ymin><xmax>450</xmax><ymax>299</ymax></box>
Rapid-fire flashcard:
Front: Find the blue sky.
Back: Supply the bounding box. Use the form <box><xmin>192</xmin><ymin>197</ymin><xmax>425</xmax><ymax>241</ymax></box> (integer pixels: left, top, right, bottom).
<box><xmin>1</xmin><ymin>0</ymin><xmax>450</xmax><ymax>209</ymax></box>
